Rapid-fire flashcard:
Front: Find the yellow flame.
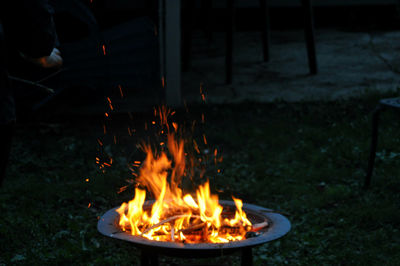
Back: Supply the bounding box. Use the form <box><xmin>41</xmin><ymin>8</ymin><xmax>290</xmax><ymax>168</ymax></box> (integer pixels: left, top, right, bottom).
<box><xmin>116</xmin><ymin>107</ymin><xmax>252</xmax><ymax>243</ymax></box>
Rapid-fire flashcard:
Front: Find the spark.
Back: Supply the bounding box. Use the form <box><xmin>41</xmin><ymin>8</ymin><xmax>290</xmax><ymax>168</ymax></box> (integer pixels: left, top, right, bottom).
<box><xmin>118</xmin><ymin>85</ymin><xmax>124</xmax><ymax>98</ymax></box>
<box><xmin>203</xmin><ymin>134</ymin><xmax>207</xmax><ymax>145</ymax></box>
<box><xmin>102</xmin><ymin>44</ymin><xmax>106</xmax><ymax>55</ymax></box>
<box><xmin>106</xmin><ymin>97</ymin><xmax>114</xmax><ymax>110</ymax></box>
<box><xmin>117</xmin><ymin>185</ymin><xmax>128</xmax><ymax>194</ymax></box>
<box><xmin>193</xmin><ymin>140</ymin><xmax>200</xmax><ymax>154</ymax></box>
<box><xmin>172</xmin><ymin>122</ymin><xmax>178</xmax><ymax>132</ymax></box>
<box><xmin>200</xmin><ymin>83</ymin><xmax>206</xmax><ymax>102</ymax></box>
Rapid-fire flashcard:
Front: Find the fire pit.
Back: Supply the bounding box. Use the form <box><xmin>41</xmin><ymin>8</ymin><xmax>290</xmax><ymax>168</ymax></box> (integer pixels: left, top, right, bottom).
<box><xmin>96</xmin><ymin>106</ymin><xmax>291</xmax><ymax>265</ymax></box>
<box><xmin>98</xmin><ymin>200</ymin><xmax>290</xmax><ymax>265</ymax></box>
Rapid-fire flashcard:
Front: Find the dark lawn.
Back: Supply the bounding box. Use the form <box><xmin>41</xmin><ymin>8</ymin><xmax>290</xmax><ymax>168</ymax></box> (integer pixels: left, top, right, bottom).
<box><xmin>1</xmin><ymin>90</ymin><xmax>400</xmax><ymax>265</ymax></box>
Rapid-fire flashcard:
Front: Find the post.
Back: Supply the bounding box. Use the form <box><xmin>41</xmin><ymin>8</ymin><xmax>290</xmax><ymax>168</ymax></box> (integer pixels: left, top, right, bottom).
<box><xmin>182</xmin><ymin>0</ymin><xmax>194</xmax><ymax>71</ymax></box>
<box><xmin>164</xmin><ymin>0</ymin><xmax>182</xmax><ymax>107</ymax></box>
<box><xmin>158</xmin><ymin>0</ymin><xmax>165</xmax><ymax>101</ymax></box>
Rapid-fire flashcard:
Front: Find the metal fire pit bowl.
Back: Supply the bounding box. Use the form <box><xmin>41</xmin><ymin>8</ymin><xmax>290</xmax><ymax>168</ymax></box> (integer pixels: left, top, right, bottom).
<box><xmin>98</xmin><ymin>200</ymin><xmax>291</xmax><ymax>266</ymax></box>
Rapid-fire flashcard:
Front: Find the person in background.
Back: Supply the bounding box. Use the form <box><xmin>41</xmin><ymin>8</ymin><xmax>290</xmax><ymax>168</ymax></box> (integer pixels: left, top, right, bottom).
<box><xmin>0</xmin><ymin>0</ymin><xmax>63</xmax><ymax>187</ymax></box>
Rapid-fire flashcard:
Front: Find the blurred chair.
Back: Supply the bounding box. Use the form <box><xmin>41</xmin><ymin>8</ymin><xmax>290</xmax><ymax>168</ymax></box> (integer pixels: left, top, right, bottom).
<box><xmin>182</xmin><ymin>0</ymin><xmax>318</xmax><ymax>84</ymax></box>
<box><xmin>365</xmin><ymin>97</ymin><xmax>400</xmax><ymax>189</ymax></box>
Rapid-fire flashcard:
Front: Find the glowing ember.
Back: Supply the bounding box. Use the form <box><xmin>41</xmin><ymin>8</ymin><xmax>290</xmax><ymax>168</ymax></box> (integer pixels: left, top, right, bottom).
<box><xmin>115</xmin><ymin>107</ymin><xmax>258</xmax><ymax>243</ymax></box>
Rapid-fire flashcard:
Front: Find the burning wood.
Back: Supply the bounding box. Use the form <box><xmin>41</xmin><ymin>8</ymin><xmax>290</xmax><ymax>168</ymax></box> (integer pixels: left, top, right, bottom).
<box><xmin>251</xmin><ymin>221</ymin><xmax>269</xmax><ymax>232</ymax></box>
<box><xmin>115</xmin><ymin>107</ymin><xmax>262</xmax><ymax>243</ymax></box>
<box><xmin>178</xmin><ymin>222</ymin><xmax>205</xmax><ymax>234</ymax></box>
<box><xmin>140</xmin><ymin>214</ymin><xmax>201</xmax><ymax>236</ymax></box>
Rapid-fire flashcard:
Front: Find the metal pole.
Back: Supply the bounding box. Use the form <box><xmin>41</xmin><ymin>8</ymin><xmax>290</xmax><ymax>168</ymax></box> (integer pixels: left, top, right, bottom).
<box><xmin>165</xmin><ymin>0</ymin><xmax>182</xmax><ymax>107</ymax></box>
<box><xmin>182</xmin><ymin>0</ymin><xmax>194</xmax><ymax>71</ymax></box>
<box><xmin>158</xmin><ymin>0</ymin><xmax>165</xmax><ymax>100</ymax></box>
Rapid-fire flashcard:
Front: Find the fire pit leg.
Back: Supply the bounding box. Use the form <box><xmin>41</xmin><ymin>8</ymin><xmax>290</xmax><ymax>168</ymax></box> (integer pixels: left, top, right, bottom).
<box><xmin>140</xmin><ymin>250</ymin><xmax>159</xmax><ymax>266</ymax></box>
<box><xmin>241</xmin><ymin>247</ymin><xmax>253</xmax><ymax>266</ymax></box>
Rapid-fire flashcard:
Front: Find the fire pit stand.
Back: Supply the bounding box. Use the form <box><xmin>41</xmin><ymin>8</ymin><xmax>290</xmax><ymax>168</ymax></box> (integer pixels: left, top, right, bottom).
<box><xmin>98</xmin><ymin>200</ymin><xmax>291</xmax><ymax>266</ymax></box>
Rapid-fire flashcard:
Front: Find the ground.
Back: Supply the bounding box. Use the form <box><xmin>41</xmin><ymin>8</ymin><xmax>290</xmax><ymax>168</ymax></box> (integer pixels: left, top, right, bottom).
<box><xmin>1</xmin><ymin>89</ymin><xmax>399</xmax><ymax>265</ymax></box>
<box><xmin>182</xmin><ymin>29</ymin><xmax>400</xmax><ymax>104</ymax></box>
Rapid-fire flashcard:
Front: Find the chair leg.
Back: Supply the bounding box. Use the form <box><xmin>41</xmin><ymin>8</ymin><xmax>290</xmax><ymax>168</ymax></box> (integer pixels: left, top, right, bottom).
<box><xmin>365</xmin><ymin>106</ymin><xmax>382</xmax><ymax>189</ymax></box>
<box><xmin>225</xmin><ymin>0</ymin><xmax>235</xmax><ymax>84</ymax></box>
<box><xmin>259</xmin><ymin>0</ymin><xmax>270</xmax><ymax>62</ymax></box>
<box><xmin>301</xmin><ymin>0</ymin><xmax>317</xmax><ymax>74</ymax></box>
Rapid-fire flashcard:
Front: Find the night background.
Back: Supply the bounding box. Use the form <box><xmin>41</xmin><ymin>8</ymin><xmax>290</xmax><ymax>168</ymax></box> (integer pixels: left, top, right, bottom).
<box><xmin>1</xmin><ymin>0</ymin><xmax>400</xmax><ymax>265</ymax></box>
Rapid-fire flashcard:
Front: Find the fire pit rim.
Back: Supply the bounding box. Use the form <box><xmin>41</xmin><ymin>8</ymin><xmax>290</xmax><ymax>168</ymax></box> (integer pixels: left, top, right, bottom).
<box><xmin>97</xmin><ymin>200</ymin><xmax>291</xmax><ymax>254</ymax></box>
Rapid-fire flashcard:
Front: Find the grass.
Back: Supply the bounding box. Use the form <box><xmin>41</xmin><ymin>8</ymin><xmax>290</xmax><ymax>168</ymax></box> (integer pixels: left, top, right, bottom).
<box><xmin>1</xmin><ymin>90</ymin><xmax>400</xmax><ymax>265</ymax></box>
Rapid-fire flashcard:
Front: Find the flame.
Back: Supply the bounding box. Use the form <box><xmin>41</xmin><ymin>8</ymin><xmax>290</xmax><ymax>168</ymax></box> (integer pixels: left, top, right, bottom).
<box><xmin>116</xmin><ymin>108</ymin><xmax>253</xmax><ymax>243</ymax></box>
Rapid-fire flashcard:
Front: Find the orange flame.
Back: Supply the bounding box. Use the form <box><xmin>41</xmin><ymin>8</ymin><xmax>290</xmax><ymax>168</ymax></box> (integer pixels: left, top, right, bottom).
<box><xmin>116</xmin><ymin>107</ymin><xmax>252</xmax><ymax>243</ymax></box>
